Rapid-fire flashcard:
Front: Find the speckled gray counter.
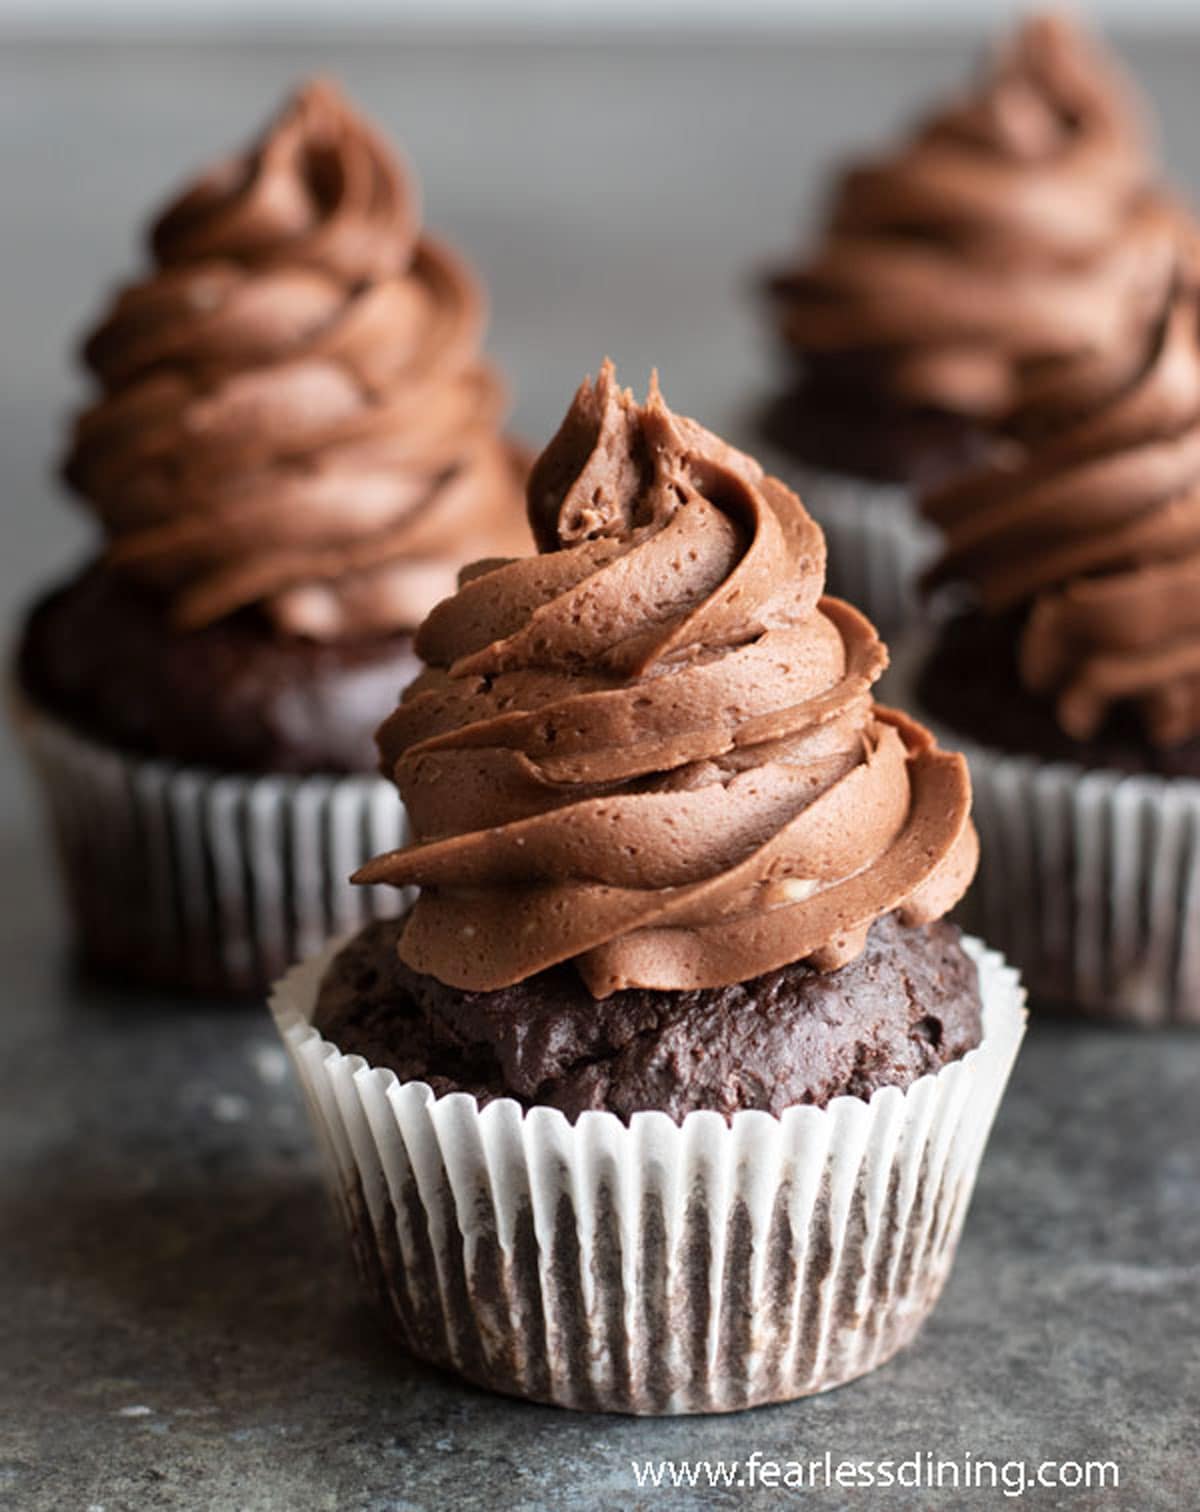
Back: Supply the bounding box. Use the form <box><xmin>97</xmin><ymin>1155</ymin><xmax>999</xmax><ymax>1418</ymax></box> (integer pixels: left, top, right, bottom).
<box><xmin>2</xmin><ymin>34</ymin><xmax>1199</xmax><ymax>1512</ymax></box>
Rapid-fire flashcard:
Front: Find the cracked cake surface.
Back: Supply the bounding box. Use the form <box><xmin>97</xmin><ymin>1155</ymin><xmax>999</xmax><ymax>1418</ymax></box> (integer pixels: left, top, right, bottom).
<box><xmin>314</xmin><ymin>913</ymin><xmax>982</xmax><ymax>1123</ymax></box>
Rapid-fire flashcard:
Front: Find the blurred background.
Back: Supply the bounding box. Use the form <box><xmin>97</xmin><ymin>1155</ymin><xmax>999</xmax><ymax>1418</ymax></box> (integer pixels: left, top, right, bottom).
<box><xmin>6</xmin><ymin>3</ymin><xmax>1200</xmax><ymax>580</ymax></box>
<box><xmin>4</xmin><ymin>0</ymin><xmax>1200</xmax><ymax>33</ymax></box>
<box><xmin>4</xmin><ymin>0</ymin><xmax>1199</xmax><ymax>635</ymax></box>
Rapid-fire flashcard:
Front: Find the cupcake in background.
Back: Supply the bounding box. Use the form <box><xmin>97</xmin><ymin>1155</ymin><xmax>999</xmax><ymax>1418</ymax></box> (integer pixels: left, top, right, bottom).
<box><xmin>272</xmin><ymin>362</ymin><xmax>1026</xmax><ymax>1414</ymax></box>
<box><xmin>14</xmin><ymin>79</ymin><xmax>529</xmax><ymax>993</ymax></box>
<box><xmin>759</xmin><ymin>11</ymin><xmax>1174</xmax><ymax>637</ymax></box>
<box><xmin>906</xmin><ymin>258</ymin><xmax>1200</xmax><ymax>1023</ymax></box>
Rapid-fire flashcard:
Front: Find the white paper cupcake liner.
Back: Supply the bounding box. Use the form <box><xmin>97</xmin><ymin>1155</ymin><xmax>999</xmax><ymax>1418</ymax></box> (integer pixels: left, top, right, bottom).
<box><xmin>271</xmin><ymin>934</ymin><xmax>1026</xmax><ymax>1414</ymax></box>
<box><xmin>12</xmin><ymin>692</ymin><xmax>408</xmax><ymax>995</ymax></box>
<box><xmin>773</xmin><ymin>461</ymin><xmax>936</xmax><ymax>641</ymax></box>
<box><xmin>888</xmin><ymin>636</ymin><xmax>1200</xmax><ymax>1025</ymax></box>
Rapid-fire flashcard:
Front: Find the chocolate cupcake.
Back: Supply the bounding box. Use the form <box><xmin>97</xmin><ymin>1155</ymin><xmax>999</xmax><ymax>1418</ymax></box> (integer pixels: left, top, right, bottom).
<box><xmin>13</xmin><ymin>80</ymin><xmax>529</xmax><ymax>992</ymax></box>
<box><xmin>902</xmin><ymin>264</ymin><xmax>1200</xmax><ymax>1022</ymax></box>
<box><xmin>759</xmin><ymin>12</ymin><xmax>1174</xmax><ymax>638</ymax></box>
<box><xmin>272</xmin><ymin>364</ymin><xmax>1026</xmax><ymax>1413</ymax></box>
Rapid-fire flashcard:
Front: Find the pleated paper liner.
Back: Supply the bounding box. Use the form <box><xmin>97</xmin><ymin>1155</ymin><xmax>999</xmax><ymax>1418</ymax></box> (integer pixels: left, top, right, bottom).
<box><xmin>887</xmin><ymin>635</ymin><xmax>1200</xmax><ymax>1024</ymax></box>
<box><xmin>13</xmin><ymin>690</ymin><xmax>409</xmax><ymax>995</ymax></box>
<box><xmin>271</xmin><ymin>935</ymin><xmax>1026</xmax><ymax>1414</ymax></box>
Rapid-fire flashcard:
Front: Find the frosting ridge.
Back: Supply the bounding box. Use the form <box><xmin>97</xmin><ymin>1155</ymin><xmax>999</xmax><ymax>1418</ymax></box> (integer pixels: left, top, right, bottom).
<box><xmin>357</xmin><ymin>363</ymin><xmax>977</xmax><ymax>995</ymax></box>
<box><xmin>64</xmin><ymin>79</ymin><xmax>528</xmax><ymax>640</ymax></box>
<box><xmin>767</xmin><ymin>13</ymin><xmax>1174</xmax><ymax>424</ymax></box>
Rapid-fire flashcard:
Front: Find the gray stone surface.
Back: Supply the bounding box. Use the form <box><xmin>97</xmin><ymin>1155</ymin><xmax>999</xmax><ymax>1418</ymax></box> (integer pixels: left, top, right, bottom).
<box><xmin>2</xmin><ymin>33</ymin><xmax>1199</xmax><ymax>1512</ymax></box>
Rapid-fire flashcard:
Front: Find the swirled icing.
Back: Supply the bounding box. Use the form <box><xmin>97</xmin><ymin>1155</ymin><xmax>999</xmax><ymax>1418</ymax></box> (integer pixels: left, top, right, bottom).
<box><xmin>768</xmin><ymin>14</ymin><xmax>1174</xmax><ymax>425</ymax></box>
<box><xmin>357</xmin><ymin>363</ymin><xmax>978</xmax><ymax>995</ymax></box>
<box><xmin>925</xmin><ymin>271</ymin><xmax>1200</xmax><ymax>748</ymax></box>
<box><xmin>64</xmin><ymin>79</ymin><xmax>528</xmax><ymax>640</ymax></box>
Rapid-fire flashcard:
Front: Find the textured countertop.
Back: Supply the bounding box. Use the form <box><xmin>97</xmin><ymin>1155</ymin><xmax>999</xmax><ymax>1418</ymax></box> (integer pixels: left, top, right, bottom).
<box><xmin>2</xmin><ymin>33</ymin><xmax>1199</xmax><ymax>1512</ymax></box>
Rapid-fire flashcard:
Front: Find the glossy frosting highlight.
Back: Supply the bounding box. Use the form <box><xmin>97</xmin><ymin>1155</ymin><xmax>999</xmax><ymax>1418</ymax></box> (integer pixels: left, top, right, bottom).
<box><xmin>924</xmin><ymin>273</ymin><xmax>1200</xmax><ymax>748</ymax></box>
<box><xmin>357</xmin><ymin>364</ymin><xmax>977</xmax><ymax>996</ymax></box>
<box><xmin>64</xmin><ymin>79</ymin><xmax>528</xmax><ymax>640</ymax></box>
<box><xmin>768</xmin><ymin>12</ymin><xmax>1175</xmax><ymax>424</ymax></box>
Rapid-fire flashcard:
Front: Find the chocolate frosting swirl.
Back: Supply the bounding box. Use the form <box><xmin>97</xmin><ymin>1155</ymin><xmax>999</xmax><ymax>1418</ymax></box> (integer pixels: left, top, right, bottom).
<box><xmin>924</xmin><ymin>269</ymin><xmax>1200</xmax><ymax>749</ymax></box>
<box><xmin>356</xmin><ymin>364</ymin><xmax>978</xmax><ymax>996</ymax></box>
<box><xmin>767</xmin><ymin>13</ymin><xmax>1175</xmax><ymax>423</ymax></box>
<box><xmin>63</xmin><ymin>79</ymin><xmax>528</xmax><ymax>640</ymax></box>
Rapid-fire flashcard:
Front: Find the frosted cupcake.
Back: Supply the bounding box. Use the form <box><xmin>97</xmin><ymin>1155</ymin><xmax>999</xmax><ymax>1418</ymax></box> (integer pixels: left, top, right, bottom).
<box><xmin>272</xmin><ymin>363</ymin><xmax>1026</xmax><ymax>1413</ymax></box>
<box><xmin>907</xmin><ymin>263</ymin><xmax>1200</xmax><ymax>1023</ymax></box>
<box><xmin>14</xmin><ymin>80</ymin><xmax>529</xmax><ymax>993</ymax></box>
<box><xmin>760</xmin><ymin>12</ymin><xmax>1173</xmax><ymax>637</ymax></box>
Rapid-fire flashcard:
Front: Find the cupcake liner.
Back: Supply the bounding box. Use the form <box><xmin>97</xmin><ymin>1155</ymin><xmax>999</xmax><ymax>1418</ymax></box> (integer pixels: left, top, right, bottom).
<box><xmin>770</xmin><ymin>461</ymin><xmax>935</xmax><ymax>640</ymax></box>
<box><xmin>271</xmin><ymin>935</ymin><xmax>1026</xmax><ymax>1414</ymax></box>
<box><xmin>12</xmin><ymin>690</ymin><xmax>409</xmax><ymax>995</ymax></box>
<box><xmin>889</xmin><ymin>636</ymin><xmax>1200</xmax><ymax>1025</ymax></box>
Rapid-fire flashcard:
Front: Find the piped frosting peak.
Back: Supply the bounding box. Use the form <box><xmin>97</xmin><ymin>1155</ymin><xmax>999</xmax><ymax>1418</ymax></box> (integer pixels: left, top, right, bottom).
<box><xmin>64</xmin><ymin>79</ymin><xmax>528</xmax><ymax>641</ymax></box>
<box><xmin>768</xmin><ymin>13</ymin><xmax>1175</xmax><ymax>425</ymax></box>
<box><xmin>357</xmin><ymin>363</ymin><xmax>978</xmax><ymax>995</ymax></box>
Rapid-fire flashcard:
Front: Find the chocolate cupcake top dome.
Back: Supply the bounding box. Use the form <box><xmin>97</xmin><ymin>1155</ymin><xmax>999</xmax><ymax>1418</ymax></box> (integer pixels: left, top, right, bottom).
<box><xmin>924</xmin><ymin>261</ymin><xmax>1200</xmax><ymax>750</ymax></box>
<box><xmin>767</xmin><ymin>12</ymin><xmax>1175</xmax><ymax>426</ymax></box>
<box><xmin>356</xmin><ymin>363</ymin><xmax>978</xmax><ymax>996</ymax></box>
<box><xmin>64</xmin><ymin>79</ymin><xmax>528</xmax><ymax>642</ymax></box>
